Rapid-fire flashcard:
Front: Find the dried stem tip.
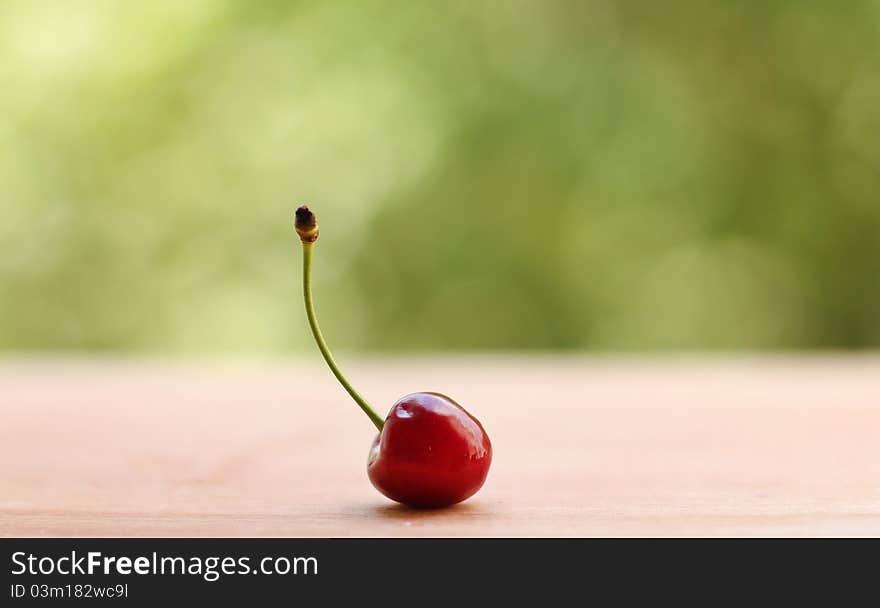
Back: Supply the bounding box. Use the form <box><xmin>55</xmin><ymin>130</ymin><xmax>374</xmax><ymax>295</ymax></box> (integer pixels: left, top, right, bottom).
<box><xmin>295</xmin><ymin>205</ymin><xmax>319</xmax><ymax>243</ymax></box>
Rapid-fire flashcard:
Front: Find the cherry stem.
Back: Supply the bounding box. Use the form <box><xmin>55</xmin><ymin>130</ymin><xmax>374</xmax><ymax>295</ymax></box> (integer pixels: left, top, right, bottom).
<box><xmin>298</xmin><ymin>211</ymin><xmax>384</xmax><ymax>432</ymax></box>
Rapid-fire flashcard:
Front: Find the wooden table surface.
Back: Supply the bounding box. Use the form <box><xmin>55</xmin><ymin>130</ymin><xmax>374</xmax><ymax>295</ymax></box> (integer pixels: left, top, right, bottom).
<box><xmin>1</xmin><ymin>356</ymin><xmax>878</xmax><ymax>537</ymax></box>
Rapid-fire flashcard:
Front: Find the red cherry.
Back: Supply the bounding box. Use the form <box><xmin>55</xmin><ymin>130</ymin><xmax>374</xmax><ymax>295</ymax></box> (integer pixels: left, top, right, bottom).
<box><xmin>295</xmin><ymin>205</ymin><xmax>492</xmax><ymax>508</ymax></box>
<box><xmin>367</xmin><ymin>392</ymin><xmax>492</xmax><ymax>508</ymax></box>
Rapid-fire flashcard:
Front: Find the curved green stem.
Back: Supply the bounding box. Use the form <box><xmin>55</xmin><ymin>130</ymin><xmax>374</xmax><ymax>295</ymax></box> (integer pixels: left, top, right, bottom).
<box><xmin>302</xmin><ymin>242</ymin><xmax>384</xmax><ymax>431</ymax></box>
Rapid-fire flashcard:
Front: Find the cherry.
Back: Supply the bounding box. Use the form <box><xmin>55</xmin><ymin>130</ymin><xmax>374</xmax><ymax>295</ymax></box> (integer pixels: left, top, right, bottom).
<box><xmin>368</xmin><ymin>392</ymin><xmax>491</xmax><ymax>508</ymax></box>
<box><xmin>294</xmin><ymin>205</ymin><xmax>492</xmax><ymax>508</ymax></box>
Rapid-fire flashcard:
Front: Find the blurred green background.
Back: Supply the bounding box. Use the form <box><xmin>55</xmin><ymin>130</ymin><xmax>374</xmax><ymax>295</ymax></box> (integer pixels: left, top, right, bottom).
<box><xmin>2</xmin><ymin>0</ymin><xmax>879</xmax><ymax>353</ymax></box>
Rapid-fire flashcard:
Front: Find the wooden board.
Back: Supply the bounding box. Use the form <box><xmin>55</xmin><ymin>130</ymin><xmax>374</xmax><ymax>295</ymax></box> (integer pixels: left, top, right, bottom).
<box><xmin>1</xmin><ymin>356</ymin><xmax>878</xmax><ymax>537</ymax></box>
